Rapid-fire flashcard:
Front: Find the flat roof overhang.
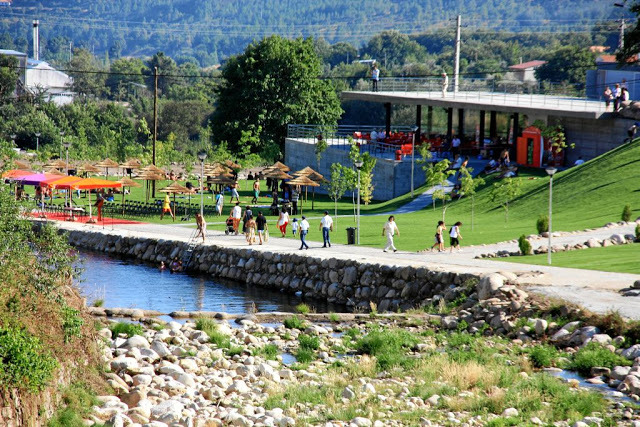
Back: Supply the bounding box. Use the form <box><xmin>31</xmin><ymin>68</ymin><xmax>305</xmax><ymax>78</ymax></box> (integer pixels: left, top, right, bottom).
<box><xmin>341</xmin><ymin>91</ymin><xmax>607</xmax><ymax>120</ymax></box>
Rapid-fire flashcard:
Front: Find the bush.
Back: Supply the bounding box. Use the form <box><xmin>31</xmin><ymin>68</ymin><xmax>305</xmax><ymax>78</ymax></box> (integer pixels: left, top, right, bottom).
<box><xmin>195</xmin><ymin>318</ymin><xmax>218</xmax><ymax>336</ymax></box>
<box><xmin>590</xmin><ymin>311</ymin><xmax>626</xmax><ymax>338</ymax></box>
<box><xmin>625</xmin><ymin>321</ymin><xmax>640</xmax><ymax>345</ymax></box>
<box><xmin>283</xmin><ymin>316</ymin><xmax>306</xmax><ymax>329</ymax></box>
<box><xmin>622</xmin><ymin>204</ymin><xmax>632</xmax><ymax>222</ymax></box>
<box><xmin>528</xmin><ymin>344</ymin><xmax>560</xmax><ymax>368</ymax></box>
<box><xmin>328</xmin><ymin>313</ymin><xmax>340</xmax><ymax>323</ymax></box>
<box><xmin>636</xmin><ymin>223</ymin><xmax>640</xmax><ymax>241</ymax></box>
<box><xmin>109</xmin><ymin>322</ymin><xmax>143</xmax><ymax>338</ymax></box>
<box><xmin>61</xmin><ymin>305</ymin><xmax>84</xmax><ymax>343</ymax></box>
<box><xmin>253</xmin><ymin>344</ymin><xmax>278</xmax><ymax>360</ymax></box>
<box><xmin>298</xmin><ymin>334</ymin><xmax>320</xmax><ymax>351</ymax></box>
<box><xmin>0</xmin><ymin>327</ymin><xmax>58</xmax><ymax>393</ymax></box>
<box><xmin>355</xmin><ymin>328</ymin><xmax>419</xmax><ymax>369</ymax></box>
<box><xmin>295</xmin><ymin>348</ymin><xmax>316</xmax><ymax>364</ymax></box>
<box><xmin>570</xmin><ymin>342</ymin><xmax>631</xmax><ymax>376</ymax></box>
<box><xmin>295</xmin><ymin>303</ymin><xmax>311</xmax><ymax>314</ymax></box>
<box><xmin>536</xmin><ymin>215</ymin><xmax>549</xmax><ymax>234</ymax></box>
<box><xmin>518</xmin><ymin>235</ymin><xmax>532</xmax><ymax>255</ymax></box>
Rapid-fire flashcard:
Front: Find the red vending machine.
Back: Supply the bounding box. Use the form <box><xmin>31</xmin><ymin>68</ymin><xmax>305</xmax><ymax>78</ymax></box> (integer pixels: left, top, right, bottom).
<box><xmin>516</xmin><ymin>126</ymin><xmax>543</xmax><ymax>167</ymax></box>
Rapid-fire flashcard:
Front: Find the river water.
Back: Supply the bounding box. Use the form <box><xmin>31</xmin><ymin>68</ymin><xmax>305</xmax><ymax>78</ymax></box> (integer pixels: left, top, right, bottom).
<box><xmin>74</xmin><ymin>250</ymin><xmax>342</xmax><ymax>315</ymax></box>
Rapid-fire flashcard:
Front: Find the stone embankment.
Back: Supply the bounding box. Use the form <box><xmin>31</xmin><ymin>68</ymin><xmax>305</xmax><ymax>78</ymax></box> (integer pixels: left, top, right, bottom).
<box><xmin>66</xmin><ymin>230</ymin><xmax>482</xmax><ymax>312</ymax></box>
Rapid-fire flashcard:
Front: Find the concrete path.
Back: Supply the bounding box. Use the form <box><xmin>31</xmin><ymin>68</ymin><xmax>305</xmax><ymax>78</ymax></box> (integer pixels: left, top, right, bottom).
<box><xmin>51</xmin><ymin>215</ymin><xmax>640</xmax><ymax>319</ymax></box>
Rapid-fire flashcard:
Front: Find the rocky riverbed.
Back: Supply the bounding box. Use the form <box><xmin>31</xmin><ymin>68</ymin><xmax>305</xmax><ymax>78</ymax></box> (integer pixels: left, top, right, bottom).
<box><xmin>84</xmin><ymin>273</ymin><xmax>640</xmax><ymax>427</ymax></box>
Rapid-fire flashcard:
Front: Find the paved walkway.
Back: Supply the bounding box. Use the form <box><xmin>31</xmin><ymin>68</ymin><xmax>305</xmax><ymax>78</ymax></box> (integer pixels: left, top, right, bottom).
<box><xmin>51</xmin><ymin>216</ymin><xmax>640</xmax><ymax>319</ymax></box>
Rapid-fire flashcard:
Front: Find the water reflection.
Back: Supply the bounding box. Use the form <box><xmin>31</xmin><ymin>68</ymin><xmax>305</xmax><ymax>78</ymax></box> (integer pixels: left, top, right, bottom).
<box><xmin>75</xmin><ymin>250</ymin><xmax>343</xmax><ymax>315</ymax></box>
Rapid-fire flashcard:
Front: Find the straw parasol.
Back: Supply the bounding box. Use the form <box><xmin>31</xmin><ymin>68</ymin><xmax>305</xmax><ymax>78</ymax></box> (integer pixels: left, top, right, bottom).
<box><xmin>225</xmin><ymin>159</ymin><xmax>242</xmax><ymax>170</ymax></box>
<box><xmin>204</xmin><ymin>163</ymin><xmax>231</xmax><ymax>175</ymax></box>
<box><xmin>286</xmin><ymin>175</ymin><xmax>320</xmax><ymax>215</ymax></box>
<box><xmin>271</xmin><ymin>161</ymin><xmax>290</xmax><ymax>172</ymax></box>
<box><xmin>14</xmin><ymin>160</ymin><xmax>31</xmax><ymax>170</ymax></box>
<box><xmin>45</xmin><ymin>159</ymin><xmax>69</xmax><ymax>169</ymax></box>
<box><xmin>79</xmin><ymin>163</ymin><xmax>101</xmax><ymax>175</ymax></box>
<box><xmin>261</xmin><ymin>167</ymin><xmax>293</xmax><ymax>180</ymax></box>
<box><xmin>159</xmin><ymin>182</ymin><xmax>195</xmax><ymax>222</ymax></box>
<box><xmin>293</xmin><ymin>167</ymin><xmax>325</xmax><ymax>209</ymax></box>
<box><xmin>45</xmin><ymin>167</ymin><xmax>66</xmax><ymax>176</ymax></box>
<box><xmin>117</xmin><ymin>177</ymin><xmax>141</xmax><ymax>214</ymax></box>
<box><xmin>120</xmin><ymin>159</ymin><xmax>142</xmax><ymax>178</ymax></box>
<box><xmin>135</xmin><ymin>171</ymin><xmax>165</xmax><ymax>202</ymax></box>
<box><xmin>94</xmin><ymin>158</ymin><xmax>120</xmax><ymax>178</ymax></box>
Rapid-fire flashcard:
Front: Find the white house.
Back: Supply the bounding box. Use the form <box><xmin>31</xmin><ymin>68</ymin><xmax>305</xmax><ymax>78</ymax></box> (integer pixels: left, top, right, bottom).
<box><xmin>507</xmin><ymin>60</ymin><xmax>547</xmax><ymax>82</ymax></box>
<box><xmin>25</xmin><ymin>59</ymin><xmax>74</xmax><ymax>105</ymax></box>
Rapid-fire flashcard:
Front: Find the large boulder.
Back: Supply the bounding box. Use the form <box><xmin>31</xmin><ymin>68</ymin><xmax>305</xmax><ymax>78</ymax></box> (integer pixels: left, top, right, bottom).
<box><xmin>477</xmin><ymin>273</ymin><xmax>505</xmax><ymax>300</ymax></box>
<box><xmin>150</xmin><ymin>400</ymin><xmax>184</xmax><ymax>423</ymax></box>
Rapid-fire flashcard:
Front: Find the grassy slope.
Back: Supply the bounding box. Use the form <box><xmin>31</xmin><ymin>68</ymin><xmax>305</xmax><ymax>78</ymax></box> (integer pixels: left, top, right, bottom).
<box><xmin>497</xmin><ymin>244</ymin><xmax>640</xmax><ymax>274</ymax></box>
<box><xmin>28</xmin><ymin>142</ymin><xmax>640</xmax><ymax>249</ymax></box>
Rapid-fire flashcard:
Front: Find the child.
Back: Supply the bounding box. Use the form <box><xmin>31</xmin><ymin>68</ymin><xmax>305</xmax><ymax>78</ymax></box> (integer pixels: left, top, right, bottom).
<box><xmin>291</xmin><ymin>218</ymin><xmax>299</xmax><ymax>236</ymax></box>
<box><xmin>449</xmin><ymin>221</ymin><xmax>463</xmax><ymax>253</ymax></box>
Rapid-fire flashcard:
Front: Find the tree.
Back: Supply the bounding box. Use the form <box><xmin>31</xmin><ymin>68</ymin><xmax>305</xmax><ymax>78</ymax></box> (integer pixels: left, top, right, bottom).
<box><xmin>106</xmin><ymin>58</ymin><xmax>147</xmax><ymax>100</ymax></box>
<box><xmin>363</xmin><ymin>31</ymin><xmax>427</xmax><ymax>67</ymax></box>
<box><xmin>458</xmin><ymin>166</ymin><xmax>485</xmax><ymax>231</ymax></box>
<box><xmin>211</xmin><ymin>35</ymin><xmax>342</xmax><ymax>157</ymax></box>
<box><xmin>349</xmin><ymin>139</ymin><xmax>376</xmax><ymax>205</ymax></box>
<box><xmin>490</xmin><ymin>177</ymin><xmax>523</xmax><ymax>223</ymax></box>
<box><xmin>535</xmin><ymin>46</ymin><xmax>595</xmax><ymax>86</ymax></box>
<box><xmin>532</xmin><ymin>120</ymin><xmax>575</xmax><ymax>153</ymax></box>
<box><xmin>0</xmin><ymin>55</ymin><xmax>18</xmax><ymax>102</ymax></box>
<box><xmin>147</xmin><ymin>52</ymin><xmax>179</xmax><ymax>95</ymax></box>
<box><xmin>67</xmin><ymin>48</ymin><xmax>107</xmax><ymax>98</ymax></box>
<box><xmin>426</xmin><ymin>159</ymin><xmax>454</xmax><ymax>220</ymax></box>
<box><xmin>326</xmin><ymin>163</ymin><xmax>349</xmax><ymax>229</ymax></box>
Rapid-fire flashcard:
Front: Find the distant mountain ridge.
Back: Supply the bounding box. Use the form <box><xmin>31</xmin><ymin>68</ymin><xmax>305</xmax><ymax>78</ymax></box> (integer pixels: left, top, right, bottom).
<box><xmin>0</xmin><ymin>0</ymin><xmax>619</xmax><ymax>65</ymax></box>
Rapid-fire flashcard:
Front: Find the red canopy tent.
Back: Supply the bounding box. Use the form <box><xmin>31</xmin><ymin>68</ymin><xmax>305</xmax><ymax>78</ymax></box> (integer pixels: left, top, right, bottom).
<box><xmin>55</xmin><ymin>177</ymin><xmax>123</xmax><ymax>222</ymax></box>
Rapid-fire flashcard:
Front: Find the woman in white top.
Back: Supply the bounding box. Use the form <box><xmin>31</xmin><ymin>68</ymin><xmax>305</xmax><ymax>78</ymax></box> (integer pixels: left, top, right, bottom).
<box><xmin>449</xmin><ymin>221</ymin><xmax>463</xmax><ymax>253</ymax></box>
<box><xmin>277</xmin><ymin>208</ymin><xmax>290</xmax><ymax>237</ymax></box>
<box><xmin>382</xmin><ymin>215</ymin><xmax>400</xmax><ymax>253</ymax></box>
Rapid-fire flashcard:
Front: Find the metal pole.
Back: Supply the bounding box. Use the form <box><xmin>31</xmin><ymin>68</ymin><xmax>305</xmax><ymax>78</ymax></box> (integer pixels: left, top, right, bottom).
<box><xmin>548</xmin><ymin>175</ymin><xmax>553</xmax><ymax>265</ymax></box>
<box><xmin>454</xmin><ymin>15</ymin><xmax>461</xmax><ymax>93</ymax></box>
<box><xmin>65</xmin><ymin>146</ymin><xmax>69</xmax><ymax>176</ymax></box>
<box><xmin>200</xmin><ymin>160</ymin><xmax>204</xmax><ymax>217</ymax></box>
<box><xmin>152</xmin><ymin>66</ymin><xmax>158</xmax><ymax>199</ymax></box>
<box><xmin>411</xmin><ymin>132</ymin><xmax>415</xmax><ymax>198</ymax></box>
<box><xmin>357</xmin><ymin>168</ymin><xmax>361</xmax><ymax>245</ymax></box>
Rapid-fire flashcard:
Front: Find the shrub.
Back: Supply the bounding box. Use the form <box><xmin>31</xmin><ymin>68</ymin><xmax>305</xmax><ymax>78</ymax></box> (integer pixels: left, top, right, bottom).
<box><xmin>298</xmin><ymin>334</ymin><xmax>320</xmax><ymax>351</ymax></box>
<box><xmin>528</xmin><ymin>344</ymin><xmax>560</xmax><ymax>368</ymax></box>
<box><xmin>536</xmin><ymin>215</ymin><xmax>549</xmax><ymax>234</ymax></box>
<box><xmin>590</xmin><ymin>311</ymin><xmax>626</xmax><ymax>338</ymax></box>
<box><xmin>518</xmin><ymin>235</ymin><xmax>532</xmax><ymax>256</ymax></box>
<box><xmin>622</xmin><ymin>204</ymin><xmax>632</xmax><ymax>222</ymax></box>
<box><xmin>253</xmin><ymin>344</ymin><xmax>278</xmax><ymax>360</ymax></box>
<box><xmin>92</xmin><ymin>299</ymin><xmax>104</xmax><ymax>307</ymax></box>
<box><xmin>355</xmin><ymin>328</ymin><xmax>419</xmax><ymax>369</ymax></box>
<box><xmin>295</xmin><ymin>303</ymin><xmax>311</xmax><ymax>314</ymax></box>
<box><xmin>195</xmin><ymin>318</ymin><xmax>218</xmax><ymax>336</ymax></box>
<box><xmin>295</xmin><ymin>348</ymin><xmax>316</xmax><ymax>364</ymax></box>
<box><xmin>0</xmin><ymin>327</ymin><xmax>58</xmax><ymax>393</ymax></box>
<box><xmin>625</xmin><ymin>321</ymin><xmax>640</xmax><ymax>345</ymax></box>
<box><xmin>109</xmin><ymin>322</ymin><xmax>143</xmax><ymax>338</ymax></box>
<box><xmin>636</xmin><ymin>223</ymin><xmax>640</xmax><ymax>241</ymax></box>
<box><xmin>328</xmin><ymin>312</ymin><xmax>340</xmax><ymax>323</ymax></box>
<box><xmin>61</xmin><ymin>305</ymin><xmax>84</xmax><ymax>343</ymax></box>
<box><xmin>283</xmin><ymin>316</ymin><xmax>306</xmax><ymax>329</ymax></box>
<box><xmin>570</xmin><ymin>342</ymin><xmax>631</xmax><ymax>376</ymax></box>
<box><xmin>227</xmin><ymin>346</ymin><xmax>244</xmax><ymax>357</ymax></box>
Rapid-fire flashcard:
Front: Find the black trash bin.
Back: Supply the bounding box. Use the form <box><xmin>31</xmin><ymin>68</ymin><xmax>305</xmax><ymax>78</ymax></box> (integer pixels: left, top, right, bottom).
<box><xmin>346</xmin><ymin>227</ymin><xmax>357</xmax><ymax>245</ymax></box>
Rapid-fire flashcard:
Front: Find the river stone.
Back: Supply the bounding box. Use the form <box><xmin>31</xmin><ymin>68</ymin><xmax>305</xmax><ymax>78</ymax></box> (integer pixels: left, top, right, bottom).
<box><xmin>502</xmin><ymin>408</ymin><xmax>518</xmax><ymax>417</ymax></box>
<box><xmin>342</xmin><ymin>386</ymin><xmax>356</xmax><ymax>400</ymax></box>
<box><xmin>622</xmin><ymin>344</ymin><xmax>640</xmax><ymax>360</ymax></box>
<box><xmin>151</xmin><ymin>340</ymin><xmax>172</xmax><ymax>358</ymax></box>
<box><xmin>477</xmin><ymin>273</ymin><xmax>505</xmax><ymax>300</ymax></box>
<box><xmin>534</xmin><ymin>319</ymin><xmax>548</xmax><ymax>336</ymax></box>
<box><xmin>611</xmin><ymin>366</ymin><xmax>632</xmax><ymax>381</ymax></box>
<box><xmin>133</xmin><ymin>374</ymin><xmax>153</xmax><ymax>387</ymax></box>
<box><xmin>110</xmin><ymin>356</ymin><xmax>139</xmax><ymax>372</ymax></box>
<box><xmin>227</xmin><ymin>380</ymin><xmax>251</xmax><ymax>394</ymax></box>
<box><xmin>352</xmin><ymin>417</ymin><xmax>372</xmax><ymax>427</ymax></box>
<box><xmin>150</xmin><ymin>400</ymin><xmax>184</xmax><ymax>423</ymax></box>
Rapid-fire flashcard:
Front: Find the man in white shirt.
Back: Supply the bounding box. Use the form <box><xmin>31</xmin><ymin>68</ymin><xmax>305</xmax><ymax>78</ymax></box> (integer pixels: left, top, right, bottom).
<box><xmin>382</xmin><ymin>215</ymin><xmax>400</xmax><ymax>253</ymax></box>
<box><xmin>441</xmin><ymin>72</ymin><xmax>449</xmax><ymax>98</ymax></box>
<box><xmin>371</xmin><ymin>65</ymin><xmax>380</xmax><ymax>92</ymax></box>
<box><xmin>319</xmin><ymin>211</ymin><xmax>334</xmax><ymax>248</ymax></box>
<box><xmin>231</xmin><ymin>202</ymin><xmax>242</xmax><ymax>235</ymax></box>
<box><xmin>299</xmin><ymin>215</ymin><xmax>310</xmax><ymax>250</ymax></box>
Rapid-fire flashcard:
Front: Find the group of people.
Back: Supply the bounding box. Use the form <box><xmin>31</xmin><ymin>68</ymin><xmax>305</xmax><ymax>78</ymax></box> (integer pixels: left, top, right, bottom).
<box><xmin>429</xmin><ymin>220</ymin><xmax>463</xmax><ymax>253</ymax></box>
<box><xmin>159</xmin><ymin>257</ymin><xmax>183</xmax><ymax>273</ymax></box>
<box><xmin>604</xmin><ymin>80</ymin><xmax>631</xmax><ymax>112</ymax></box>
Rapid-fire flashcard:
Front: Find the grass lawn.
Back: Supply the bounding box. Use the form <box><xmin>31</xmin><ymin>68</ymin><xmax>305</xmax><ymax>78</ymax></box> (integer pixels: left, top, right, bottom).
<box><xmin>16</xmin><ymin>141</ymin><xmax>640</xmax><ymax>249</ymax></box>
<box><xmin>496</xmin><ymin>243</ymin><xmax>640</xmax><ymax>274</ymax></box>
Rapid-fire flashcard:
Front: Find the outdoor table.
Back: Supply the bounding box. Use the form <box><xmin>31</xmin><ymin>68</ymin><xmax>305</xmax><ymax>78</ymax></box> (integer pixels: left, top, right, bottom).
<box><xmin>64</xmin><ymin>206</ymin><xmax>85</xmax><ymax>221</ymax></box>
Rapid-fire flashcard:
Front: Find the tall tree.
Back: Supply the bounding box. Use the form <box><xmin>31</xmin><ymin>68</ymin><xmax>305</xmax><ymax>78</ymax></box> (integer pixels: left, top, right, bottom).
<box><xmin>211</xmin><ymin>35</ymin><xmax>342</xmax><ymax>157</ymax></box>
<box><xmin>535</xmin><ymin>46</ymin><xmax>595</xmax><ymax>86</ymax></box>
<box><xmin>67</xmin><ymin>48</ymin><xmax>108</xmax><ymax>98</ymax></box>
<box><xmin>0</xmin><ymin>55</ymin><xmax>18</xmax><ymax>101</ymax></box>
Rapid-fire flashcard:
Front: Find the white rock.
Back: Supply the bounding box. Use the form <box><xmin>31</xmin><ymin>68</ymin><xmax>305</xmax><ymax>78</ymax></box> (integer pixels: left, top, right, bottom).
<box><xmin>362</xmin><ymin>383</ymin><xmax>376</xmax><ymax>394</ymax></box>
<box><xmin>427</xmin><ymin>394</ymin><xmax>440</xmax><ymax>406</ymax></box>
<box><xmin>170</xmin><ymin>372</ymin><xmax>196</xmax><ymax>388</ymax></box>
<box><xmin>226</xmin><ymin>380</ymin><xmax>251</xmax><ymax>395</ymax></box>
<box><xmin>150</xmin><ymin>400</ymin><xmax>184</xmax><ymax>423</ymax></box>
<box><xmin>534</xmin><ymin>319</ymin><xmax>548</xmax><ymax>336</ymax></box>
<box><xmin>622</xmin><ymin>344</ymin><xmax>640</xmax><ymax>360</ymax></box>
<box><xmin>351</xmin><ymin>417</ymin><xmax>372</xmax><ymax>427</ymax></box>
<box><xmin>502</xmin><ymin>408</ymin><xmax>518</xmax><ymax>417</ymax></box>
<box><xmin>110</xmin><ymin>356</ymin><xmax>139</xmax><ymax>372</ymax></box>
<box><xmin>226</xmin><ymin>412</ymin><xmax>253</xmax><ymax>426</ymax></box>
<box><xmin>341</xmin><ymin>387</ymin><xmax>356</xmax><ymax>400</ymax></box>
<box><xmin>151</xmin><ymin>340</ymin><xmax>172</xmax><ymax>358</ymax></box>
<box><xmin>477</xmin><ymin>273</ymin><xmax>505</xmax><ymax>300</ymax></box>
<box><xmin>120</xmin><ymin>335</ymin><xmax>150</xmax><ymax>350</ymax></box>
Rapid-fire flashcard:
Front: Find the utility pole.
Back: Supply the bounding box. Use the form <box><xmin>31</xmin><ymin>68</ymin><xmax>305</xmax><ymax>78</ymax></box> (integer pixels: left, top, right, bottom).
<box><xmin>152</xmin><ymin>66</ymin><xmax>158</xmax><ymax>198</ymax></box>
<box><xmin>619</xmin><ymin>18</ymin><xmax>626</xmax><ymax>51</ymax></box>
<box><xmin>454</xmin><ymin>15</ymin><xmax>461</xmax><ymax>93</ymax></box>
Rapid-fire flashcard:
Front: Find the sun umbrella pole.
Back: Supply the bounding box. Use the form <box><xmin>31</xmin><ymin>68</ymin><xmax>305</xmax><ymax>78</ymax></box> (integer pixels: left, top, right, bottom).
<box><xmin>88</xmin><ymin>190</ymin><xmax>93</xmax><ymax>221</ymax></box>
<box><xmin>122</xmin><ymin>191</ymin><xmax>125</xmax><ymax>216</ymax></box>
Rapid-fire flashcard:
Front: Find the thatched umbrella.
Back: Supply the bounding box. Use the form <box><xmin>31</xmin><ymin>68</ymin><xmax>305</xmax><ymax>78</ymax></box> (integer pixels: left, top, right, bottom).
<box><xmin>261</xmin><ymin>167</ymin><xmax>293</xmax><ymax>198</ymax></box>
<box><xmin>44</xmin><ymin>159</ymin><xmax>69</xmax><ymax>170</ymax></box>
<box><xmin>159</xmin><ymin>182</ymin><xmax>195</xmax><ymax>222</ymax></box>
<box><xmin>120</xmin><ymin>159</ymin><xmax>142</xmax><ymax>178</ymax></box>
<box><xmin>271</xmin><ymin>161</ymin><xmax>290</xmax><ymax>172</ymax></box>
<box><xmin>14</xmin><ymin>160</ymin><xmax>31</xmax><ymax>170</ymax></box>
<box><xmin>78</xmin><ymin>163</ymin><xmax>101</xmax><ymax>176</ymax></box>
<box><xmin>225</xmin><ymin>160</ymin><xmax>242</xmax><ymax>170</ymax></box>
<box><xmin>117</xmin><ymin>177</ymin><xmax>141</xmax><ymax>215</ymax></box>
<box><xmin>293</xmin><ymin>167</ymin><xmax>325</xmax><ymax>209</ymax></box>
<box><xmin>204</xmin><ymin>163</ymin><xmax>232</xmax><ymax>176</ymax></box>
<box><xmin>95</xmin><ymin>158</ymin><xmax>120</xmax><ymax>178</ymax></box>
<box><xmin>286</xmin><ymin>175</ymin><xmax>320</xmax><ymax>215</ymax></box>
<box><xmin>44</xmin><ymin>167</ymin><xmax>66</xmax><ymax>176</ymax></box>
<box><xmin>135</xmin><ymin>171</ymin><xmax>165</xmax><ymax>202</ymax></box>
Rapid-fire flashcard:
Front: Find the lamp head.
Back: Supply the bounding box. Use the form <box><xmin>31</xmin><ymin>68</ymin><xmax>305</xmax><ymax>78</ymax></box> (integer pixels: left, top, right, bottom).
<box><xmin>197</xmin><ymin>151</ymin><xmax>207</xmax><ymax>161</ymax></box>
<box><xmin>60</xmin><ymin>131</ymin><xmax>65</xmax><ymax>136</ymax></box>
<box><xmin>63</xmin><ymin>141</ymin><xmax>71</xmax><ymax>149</ymax></box>
<box><xmin>545</xmin><ymin>166</ymin><xmax>557</xmax><ymax>177</ymax></box>
<box><xmin>355</xmin><ymin>160</ymin><xmax>364</xmax><ymax>169</ymax></box>
<box><xmin>35</xmin><ymin>132</ymin><xmax>41</xmax><ymax>137</ymax></box>
<box><xmin>10</xmin><ymin>134</ymin><xmax>16</xmax><ymax>139</ymax></box>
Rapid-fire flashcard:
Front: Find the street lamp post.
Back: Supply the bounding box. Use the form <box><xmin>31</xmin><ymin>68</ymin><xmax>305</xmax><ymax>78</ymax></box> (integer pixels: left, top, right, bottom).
<box><xmin>10</xmin><ymin>134</ymin><xmax>16</xmax><ymax>146</ymax></box>
<box><xmin>411</xmin><ymin>126</ymin><xmax>418</xmax><ymax>198</ymax></box>
<box><xmin>545</xmin><ymin>166</ymin><xmax>557</xmax><ymax>265</ymax></box>
<box><xmin>63</xmin><ymin>140</ymin><xmax>71</xmax><ymax>175</ymax></box>
<box><xmin>355</xmin><ymin>160</ymin><xmax>363</xmax><ymax>245</ymax></box>
<box><xmin>35</xmin><ymin>132</ymin><xmax>41</xmax><ymax>152</ymax></box>
<box><xmin>197</xmin><ymin>151</ymin><xmax>207</xmax><ymax>218</ymax></box>
<box><xmin>59</xmin><ymin>131</ymin><xmax>65</xmax><ymax>159</ymax></box>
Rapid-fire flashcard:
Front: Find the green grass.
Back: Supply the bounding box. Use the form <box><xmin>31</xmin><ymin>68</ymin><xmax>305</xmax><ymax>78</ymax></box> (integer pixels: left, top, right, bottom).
<box><xmin>355</xmin><ymin>327</ymin><xmax>419</xmax><ymax>369</ymax></box>
<box><xmin>108</xmin><ymin>322</ymin><xmax>143</xmax><ymax>338</ymax></box>
<box><xmin>47</xmin><ymin>383</ymin><xmax>102</xmax><ymax>427</ymax></box>
<box><xmin>570</xmin><ymin>342</ymin><xmax>632</xmax><ymax>376</ymax></box>
<box><xmin>283</xmin><ymin>316</ymin><xmax>306</xmax><ymax>329</ymax></box>
<box><xmin>295</xmin><ymin>303</ymin><xmax>311</xmax><ymax>314</ymax></box>
<box><xmin>253</xmin><ymin>344</ymin><xmax>279</xmax><ymax>360</ymax></box>
<box><xmin>499</xmin><ymin>243</ymin><xmax>640</xmax><ymax>274</ymax></box>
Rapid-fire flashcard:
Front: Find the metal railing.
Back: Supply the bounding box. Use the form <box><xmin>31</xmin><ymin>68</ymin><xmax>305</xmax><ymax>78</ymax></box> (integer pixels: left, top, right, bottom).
<box><xmin>357</xmin><ymin>77</ymin><xmax>607</xmax><ymax>113</ymax></box>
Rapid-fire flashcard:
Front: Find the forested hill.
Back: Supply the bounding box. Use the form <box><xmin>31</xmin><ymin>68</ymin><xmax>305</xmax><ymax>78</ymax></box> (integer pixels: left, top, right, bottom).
<box><xmin>0</xmin><ymin>0</ymin><xmax>621</xmax><ymax>65</ymax></box>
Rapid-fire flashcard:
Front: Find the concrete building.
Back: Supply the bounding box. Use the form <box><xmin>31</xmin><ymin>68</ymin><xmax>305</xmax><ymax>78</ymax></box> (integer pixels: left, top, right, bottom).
<box><xmin>586</xmin><ymin>54</ymin><xmax>640</xmax><ymax>100</ymax></box>
<box><xmin>507</xmin><ymin>60</ymin><xmax>547</xmax><ymax>82</ymax></box>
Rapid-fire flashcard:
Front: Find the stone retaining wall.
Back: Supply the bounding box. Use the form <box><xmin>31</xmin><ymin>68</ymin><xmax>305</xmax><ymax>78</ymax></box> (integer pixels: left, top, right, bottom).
<box><xmin>65</xmin><ymin>230</ymin><xmax>480</xmax><ymax>312</ymax></box>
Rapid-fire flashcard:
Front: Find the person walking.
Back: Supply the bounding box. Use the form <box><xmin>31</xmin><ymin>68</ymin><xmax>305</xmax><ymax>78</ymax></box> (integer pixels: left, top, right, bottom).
<box><xmin>245</xmin><ymin>214</ymin><xmax>256</xmax><ymax>245</ymax></box>
<box><xmin>298</xmin><ymin>216</ymin><xmax>310</xmax><ymax>250</ymax></box>
<box><xmin>449</xmin><ymin>221</ymin><xmax>463</xmax><ymax>252</ymax></box>
<box><xmin>230</xmin><ymin>181</ymin><xmax>240</xmax><ymax>203</ymax></box>
<box><xmin>256</xmin><ymin>211</ymin><xmax>268</xmax><ymax>245</ymax></box>
<box><xmin>291</xmin><ymin>187</ymin><xmax>299</xmax><ymax>215</ymax></box>
<box><xmin>291</xmin><ymin>218</ymin><xmax>299</xmax><ymax>236</ymax></box>
<box><xmin>277</xmin><ymin>207</ymin><xmax>290</xmax><ymax>237</ymax></box>
<box><xmin>382</xmin><ymin>215</ymin><xmax>400</xmax><ymax>252</ymax></box>
<box><xmin>319</xmin><ymin>211</ymin><xmax>334</xmax><ymax>248</ymax></box>
<box><xmin>231</xmin><ymin>202</ymin><xmax>242</xmax><ymax>235</ymax></box>
<box><xmin>195</xmin><ymin>213</ymin><xmax>207</xmax><ymax>243</ymax></box>
<box><xmin>215</xmin><ymin>191</ymin><xmax>224</xmax><ymax>216</ymax></box>
<box><xmin>371</xmin><ymin>64</ymin><xmax>380</xmax><ymax>92</ymax></box>
<box><xmin>441</xmin><ymin>72</ymin><xmax>449</xmax><ymax>98</ymax></box>
<box><xmin>160</xmin><ymin>193</ymin><xmax>174</xmax><ymax>220</ymax></box>
<box><xmin>95</xmin><ymin>193</ymin><xmax>105</xmax><ymax>222</ymax></box>
<box><xmin>242</xmin><ymin>205</ymin><xmax>253</xmax><ymax>235</ymax></box>
<box><xmin>430</xmin><ymin>220</ymin><xmax>446</xmax><ymax>252</ymax></box>
<box><xmin>251</xmin><ymin>178</ymin><xmax>260</xmax><ymax>204</ymax></box>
